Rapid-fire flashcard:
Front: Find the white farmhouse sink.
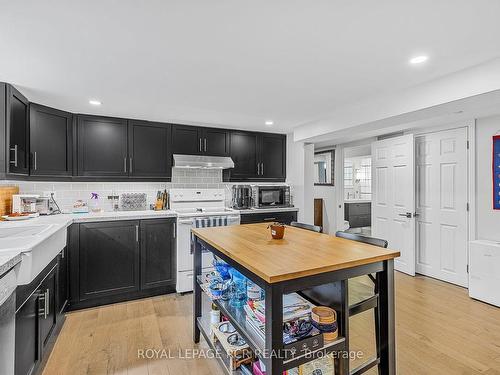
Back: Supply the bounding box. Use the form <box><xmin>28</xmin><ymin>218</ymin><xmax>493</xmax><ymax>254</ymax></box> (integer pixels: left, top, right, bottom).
<box><xmin>0</xmin><ymin>224</ymin><xmax>55</xmax><ymax>238</ymax></box>
<box><xmin>0</xmin><ymin>223</ymin><xmax>67</xmax><ymax>285</ymax></box>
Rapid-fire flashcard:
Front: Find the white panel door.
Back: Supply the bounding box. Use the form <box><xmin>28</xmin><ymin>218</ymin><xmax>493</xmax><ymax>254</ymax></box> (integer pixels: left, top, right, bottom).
<box><xmin>415</xmin><ymin>127</ymin><xmax>468</xmax><ymax>286</ymax></box>
<box><xmin>372</xmin><ymin>135</ymin><xmax>415</xmax><ymax>275</ymax></box>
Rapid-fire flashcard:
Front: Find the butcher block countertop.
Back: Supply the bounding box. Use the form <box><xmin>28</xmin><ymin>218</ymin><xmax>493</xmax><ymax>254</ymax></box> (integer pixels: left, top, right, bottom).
<box><xmin>192</xmin><ymin>223</ymin><xmax>400</xmax><ymax>283</ymax></box>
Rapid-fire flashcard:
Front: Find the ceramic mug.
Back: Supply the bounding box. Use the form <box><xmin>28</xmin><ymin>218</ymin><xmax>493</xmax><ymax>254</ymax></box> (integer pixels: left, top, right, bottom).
<box><xmin>269</xmin><ymin>223</ymin><xmax>285</xmax><ymax>239</ymax></box>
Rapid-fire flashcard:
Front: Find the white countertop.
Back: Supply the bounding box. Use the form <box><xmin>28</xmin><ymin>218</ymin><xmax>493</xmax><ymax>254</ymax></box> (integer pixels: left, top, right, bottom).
<box><xmin>0</xmin><ymin>210</ymin><xmax>177</xmax><ymax>274</ymax></box>
<box><xmin>239</xmin><ymin>207</ymin><xmax>299</xmax><ymax>214</ymax></box>
<box><xmin>0</xmin><ymin>250</ymin><xmax>22</xmax><ymax>277</ymax></box>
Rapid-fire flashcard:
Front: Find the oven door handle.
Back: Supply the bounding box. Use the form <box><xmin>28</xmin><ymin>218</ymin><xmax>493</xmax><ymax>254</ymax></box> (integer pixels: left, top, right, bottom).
<box><xmin>178</xmin><ymin>219</ymin><xmax>194</xmax><ymax>225</ymax></box>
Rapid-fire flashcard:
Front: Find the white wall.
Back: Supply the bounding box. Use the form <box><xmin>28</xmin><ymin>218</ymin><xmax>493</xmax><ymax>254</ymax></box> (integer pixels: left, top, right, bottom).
<box><xmin>313</xmin><ymin>185</ymin><xmax>336</xmax><ymax>234</ymax></box>
<box><xmin>286</xmin><ymin>134</ymin><xmax>314</xmax><ymax>224</ymax></box>
<box><xmin>475</xmin><ymin>115</ymin><xmax>500</xmax><ymax>241</ymax></box>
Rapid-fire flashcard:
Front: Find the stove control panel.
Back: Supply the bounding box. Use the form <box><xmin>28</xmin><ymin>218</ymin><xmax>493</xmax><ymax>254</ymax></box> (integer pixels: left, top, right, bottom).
<box><xmin>170</xmin><ymin>189</ymin><xmax>225</xmax><ymax>202</ymax></box>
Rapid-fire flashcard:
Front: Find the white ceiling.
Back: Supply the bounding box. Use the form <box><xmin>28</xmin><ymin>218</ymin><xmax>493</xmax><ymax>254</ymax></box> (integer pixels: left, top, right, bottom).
<box><xmin>1</xmin><ymin>0</ymin><xmax>500</xmax><ymax>132</ymax></box>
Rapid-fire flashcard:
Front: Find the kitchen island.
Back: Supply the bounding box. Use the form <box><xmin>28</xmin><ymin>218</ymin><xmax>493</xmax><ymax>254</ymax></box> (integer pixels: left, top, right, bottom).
<box><xmin>192</xmin><ymin>223</ymin><xmax>400</xmax><ymax>375</ymax></box>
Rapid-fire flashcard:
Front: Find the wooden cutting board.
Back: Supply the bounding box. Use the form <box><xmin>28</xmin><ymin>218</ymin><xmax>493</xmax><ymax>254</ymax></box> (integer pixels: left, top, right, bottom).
<box><xmin>0</xmin><ymin>186</ymin><xmax>20</xmax><ymax>216</ymax></box>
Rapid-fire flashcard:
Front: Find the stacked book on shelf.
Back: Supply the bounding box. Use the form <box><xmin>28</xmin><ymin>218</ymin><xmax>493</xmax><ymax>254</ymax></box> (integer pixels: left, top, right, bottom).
<box><xmin>244</xmin><ymin>293</ymin><xmax>321</xmax><ymax>345</ymax></box>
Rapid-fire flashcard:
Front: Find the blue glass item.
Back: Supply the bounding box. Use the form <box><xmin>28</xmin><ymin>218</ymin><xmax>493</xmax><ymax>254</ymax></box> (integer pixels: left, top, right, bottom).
<box><xmin>213</xmin><ymin>258</ymin><xmax>232</xmax><ymax>280</ymax></box>
<box><xmin>494</xmin><ymin>135</ymin><xmax>500</xmax><ymax>210</ymax></box>
<box><xmin>209</xmin><ymin>278</ymin><xmax>229</xmax><ymax>299</ymax></box>
<box><xmin>229</xmin><ymin>268</ymin><xmax>247</xmax><ymax>307</ymax></box>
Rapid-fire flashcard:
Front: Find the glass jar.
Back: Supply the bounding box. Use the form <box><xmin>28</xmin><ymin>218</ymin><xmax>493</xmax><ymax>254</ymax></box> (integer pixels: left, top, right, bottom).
<box><xmin>229</xmin><ymin>269</ymin><xmax>247</xmax><ymax>307</ymax></box>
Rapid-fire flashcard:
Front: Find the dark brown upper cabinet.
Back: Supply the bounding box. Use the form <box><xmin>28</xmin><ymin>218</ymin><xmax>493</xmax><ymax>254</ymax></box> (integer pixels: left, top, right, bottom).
<box><xmin>128</xmin><ymin>120</ymin><xmax>171</xmax><ymax>179</ymax></box>
<box><xmin>29</xmin><ymin>103</ymin><xmax>73</xmax><ymax>177</ymax></box>
<box><xmin>2</xmin><ymin>83</ymin><xmax>30</xmax><ymax>175</ymax></box>
<box><xmin>172</xmin><ymin>124</ymin><xmax>229</xmax><ymax>156</ymax></box>
<box><xmin>227</xmin><ymin>131</ymin><xmax>259</xmax><ymax>180</ymax></box>
<box><xmin>259</xmin><ymin>133</ymin><xmax>286</xmax><ymax>179</ymax></box>
<box><xmin>1</xmin><ymin>82</ymin><xmax>286</xmax><ymax>182</ymax></box>
<box><xmin>77</xmin><ymin>115</ymin><xmax>129</xmax><ymax>177</ymax></box>
<box><xmin>226</xmin><ymin>131</ymin><xmax>286</xmax><ymax>182</ymax></box>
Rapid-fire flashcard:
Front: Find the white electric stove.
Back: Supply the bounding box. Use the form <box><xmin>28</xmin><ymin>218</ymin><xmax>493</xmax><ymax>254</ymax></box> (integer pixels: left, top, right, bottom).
<box><xmin>170</xmin><ymin>189</ymin><xmax>240</xmax><ymax>293</ymax></box>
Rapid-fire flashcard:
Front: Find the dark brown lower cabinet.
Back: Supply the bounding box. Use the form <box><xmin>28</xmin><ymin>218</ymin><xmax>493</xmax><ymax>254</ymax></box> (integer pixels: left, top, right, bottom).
<box><xmin>78</xmin><ymin>220</ymin><xmax>141</xmax><ymax>302</ymax></box>
<box><xmin>140</xmin><ymin>219</ymin><xmax>176</xmax><ymax>290</ymax></box>
<box><xmin>15</xmin><ymin>290</ymin><xmax>40</xmax><ymax>375</ymax></box>
<box><xmin>15</xmin><ymin>257</ymin><xmax>61</xmax><ymax>375</ymax></box>
<box><xmin>69</xmin><ymin>218</ymin><xmax>176</xmax><ymax>310</ymax></box>
<box><xmin>240</xmin><ymin>210</ymin><xmax>297</xmax><ymax>225</ymax></box>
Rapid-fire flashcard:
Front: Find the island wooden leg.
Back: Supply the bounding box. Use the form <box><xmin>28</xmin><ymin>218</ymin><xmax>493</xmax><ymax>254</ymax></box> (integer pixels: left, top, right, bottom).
<box><xmin>264</xmin><ymin>283</ymin><xmax>284</xmax><ymax>375</ymax></box>
<box><xmin>193</xmin><ymin>236</ymin><xmax>202</xmax><ymax>343</ymax></box>
<box><xmin>378</xmin><ymin>259</ymin><xmax>396</xmax><ymax>374</ymax></box>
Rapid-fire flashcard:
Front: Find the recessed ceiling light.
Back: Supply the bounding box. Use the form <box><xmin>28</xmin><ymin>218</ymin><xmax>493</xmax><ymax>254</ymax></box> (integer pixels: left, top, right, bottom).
<box><xmin>265</xmin><ymin>120</ymin><xmax>274</xmax><ymax>126</ymax></box>
<box><xmin>409</xmin><ymin>55</ymin><xmax>428</xmax><ymax>65</ymax></box>
<box><xmin>89</xmin><ymin>99</ymin><xmax>101</xmax><ymax>106</ymax></box>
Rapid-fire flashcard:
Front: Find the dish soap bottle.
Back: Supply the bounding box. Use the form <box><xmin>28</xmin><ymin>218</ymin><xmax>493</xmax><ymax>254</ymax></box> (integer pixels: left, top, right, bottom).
<box><xmin>90</xmin><ymin>193</ymin><xmax>103</xmax><ymax>213</ymax></box>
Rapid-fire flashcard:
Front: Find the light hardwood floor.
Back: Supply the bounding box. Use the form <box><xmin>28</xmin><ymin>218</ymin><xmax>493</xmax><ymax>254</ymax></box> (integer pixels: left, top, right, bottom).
<box><xmin>43</xmin><ymin>272</ymin><xmax>500</xmax><ymax>375</ymax></box>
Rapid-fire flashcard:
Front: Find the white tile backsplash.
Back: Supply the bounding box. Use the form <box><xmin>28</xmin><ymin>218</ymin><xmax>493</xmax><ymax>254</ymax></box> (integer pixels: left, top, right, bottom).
<box><xmin>1</xmin><ymin>169</ymin><xmax>232</xmax><ymax>211</ymax></box>
<box><xmin>1</xmin><ymin>168</ymin><xmax>292</xmax><ymax>212</ymax></box>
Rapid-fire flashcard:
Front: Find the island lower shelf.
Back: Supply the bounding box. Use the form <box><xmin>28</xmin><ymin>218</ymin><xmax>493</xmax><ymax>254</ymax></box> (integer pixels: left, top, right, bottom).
<box><xmin>197</xmin><ymin>316</ymin><xmax>249</xmax><ymax>375</ymax></box>
<box><xmin>196</xmin><ymin>276</ymin><xmax>347</xmax><ymax>371</ymax></box>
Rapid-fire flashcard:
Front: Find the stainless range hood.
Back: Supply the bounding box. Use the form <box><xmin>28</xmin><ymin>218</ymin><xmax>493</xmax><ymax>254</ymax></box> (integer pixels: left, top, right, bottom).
<box><xmin>173</xmin><ymin>154</ymin><xmax>235</xmax><ymax>169</ymax></box>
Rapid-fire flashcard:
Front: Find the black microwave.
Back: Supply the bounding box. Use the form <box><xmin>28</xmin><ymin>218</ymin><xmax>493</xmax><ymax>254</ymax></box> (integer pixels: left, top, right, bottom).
<box><xmin>251</xmin><ymin>185</ymin><xmax>291</xmax><ymax>208</ymax></box>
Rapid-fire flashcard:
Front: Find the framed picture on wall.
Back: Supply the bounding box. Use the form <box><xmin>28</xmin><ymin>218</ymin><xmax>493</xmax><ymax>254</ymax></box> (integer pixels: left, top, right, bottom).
<box><xmin>314</xmin><ymin>150</ymin><xmax>335</xmax><ymax>186</ymax></box>
<box><xmin>493</xmin><ymin>135</ymin><xmax>500</xmax><ymax>210</ymax></box>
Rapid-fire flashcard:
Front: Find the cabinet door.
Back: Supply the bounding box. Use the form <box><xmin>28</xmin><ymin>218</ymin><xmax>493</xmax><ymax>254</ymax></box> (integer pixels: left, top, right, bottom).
<box><xmin>229</xmin><ymin>131</ymin><xmax>259</xmax><ymax>179</ymax></box>
<box><xmin>15</xmin><ymin>291</ymin><xmax>41</xmax><ymax>375</ymax></box>
<box><xmin>201</xmin><ymin>128</ymin><xmax>229</xmax><ymax>156</ymax></box>
<box><xmin>171</xmin><ymin>124</ymin><xmax>201</xmax><ymax>155</ymax></box>
<box><xmin>77</xmin><ymin>115</ymin><xmax>128</xmax><ymax>176</ymax></box>
<box><xmin>6</xmin><ymin>85</ymin><xmax>29</xmax><ymax>175</ymax></box>
<box><xmin>140</xmin><ymin>218</ymin><xmax>176</xmax><ymax>290</ymax></box>
<box><xmin>29</xmin><ymin>103</ymin><xmax>73</xmax><ymax>176</ymax></box>
<box><xmin>57</xmin><ymin>248</ymin><xmax>69</xmax><ymax>314</ymax></box>
<box><xmin>79</xmin><ymin>221</ymin><xmax>140</xmax><ymax>301</ymax></box>
<box><xmin>260</xmin><ymin>133</ymin><xmax>286</xmax><ymax>180</ymax></box>
<box><xmin>39</xmin><ymin>267</ymin><xmax>57</xmax><ymax>352</ymax></box>
<box><xmin>129</xmin><ymin>120</ymin><xmax>171</xmax><ymax>178</ymax></box>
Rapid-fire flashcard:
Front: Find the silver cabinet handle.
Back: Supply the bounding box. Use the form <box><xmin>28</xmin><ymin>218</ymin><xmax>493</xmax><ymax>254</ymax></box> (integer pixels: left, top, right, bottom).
<box><xmin>61</xmin><ymin>248</ymin><xmax>65</xmax><ymax>259</ymax></box>
<box><xmin>261</xmin><ymin>162</ymin><xmax>264</xmax><ymax>175</ymax></box>
<box><xmin>398</xmin><ymin>212</ymin><xmax>412</xmax><ymax>218</ymax></box>
<box><xmin>257</xmin><ymin>163</ymin><xmax>260</xmax><ymax>175</ymax></box>
<box><xmin>199</xmin><ymin>138</ymin><xmax>202</xmax><ymax>152</ymax></box>
<box><xmin>34</xmin><ymin>151</ymin><xmax>37</xmax><ymax>170</ymax></box>
<box><xmin>264</xmin><ymin>217</ymin><xmax>277</xmax><ymax>221</ymax></box>
<box><xmin>10</xmin><ymin>144</ymin><xmax>18</xmax><ymax>167</ymax></box>
<box><xmin>204</xmin><ymin>138</ymin><xmax>207</xmax><ymax>152</ymax></box>
<box><xmin>38</xmin><ymin>291</ymin><xmax>46</xmax><ymax>317</ymax></box>
<box><xmin>136</xmin><ymin>225</ymin><xmax>139</xmax><ymax>242</ymax></box>
<box><xmin>45</xmin><ymin>288</ymin><xmax>49</xmax><ymax>318</ymax></box>
<box><xmin>124</xmin><ymin>157</ymin><xmax>127</xmax><ymax>172</ymax></box>
<box><xmin>129</xmin><ymin>157</ymin><xmax>133</xmax><ymax>174</ymax></box>
<box><xmin>173</xmin><ymin>222</ymin><xmax>176</xmax><ymax>238</ymax></box>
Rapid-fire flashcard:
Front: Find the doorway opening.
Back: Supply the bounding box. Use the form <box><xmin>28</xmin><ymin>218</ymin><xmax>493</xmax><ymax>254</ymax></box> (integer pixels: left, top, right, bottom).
<box><xmin>342</xmin><ymin>145</ymin><xmax>372</xmax><ymax>237</ymax></box>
